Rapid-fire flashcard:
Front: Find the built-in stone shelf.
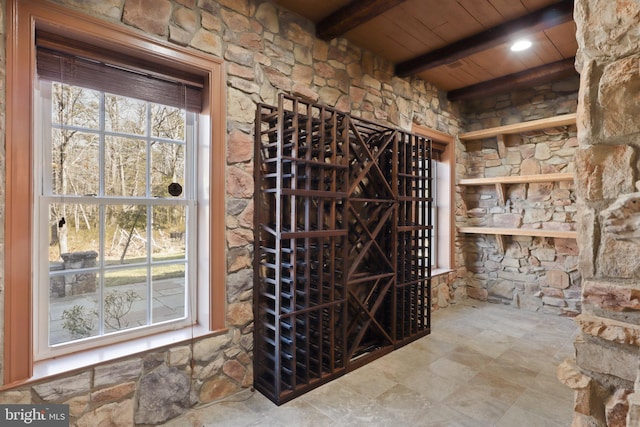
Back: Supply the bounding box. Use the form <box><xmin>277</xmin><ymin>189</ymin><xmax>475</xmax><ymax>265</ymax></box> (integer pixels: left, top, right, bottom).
<box><xmin>459</xmin><ymin>173</ymin><xmax>574</xmax><ymax>205</ymax></box>
<box><xmin>457</xmin><ymin>114</ymin><xmax>578</xmax><ymax>254</ymax></box>
<box><xmin>458</xmin><ymin>113</ymin><xmax>577</xmax><ymax>141</ymax></box>
<box><xmin>458</xmin><ymin>226</ymin><xmax>577</xmax><ymax>253</ymax></box>
<box><xmin>458</xmin><ymin>226</ymin><xmax>577</xmax><ymax>239</ymax></box>
<box><xmin>458</xmin><ymin>172</ymin><xmax>574</xmax><ymax>186</ymax></box>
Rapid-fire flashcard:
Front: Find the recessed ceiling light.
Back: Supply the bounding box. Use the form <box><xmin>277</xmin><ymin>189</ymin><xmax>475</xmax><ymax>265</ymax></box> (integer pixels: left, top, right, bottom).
<box><xmin>511</xmin><ymin>39</ymin><xmax>532</xmax><ymax>52</ymax></box>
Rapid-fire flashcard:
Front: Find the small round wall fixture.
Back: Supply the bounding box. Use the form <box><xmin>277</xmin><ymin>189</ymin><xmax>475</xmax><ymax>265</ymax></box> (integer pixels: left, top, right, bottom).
<box><xmin>510</xmin><ymin>39</ymin><xmax>532</xmax><ymax>52</ymax></box>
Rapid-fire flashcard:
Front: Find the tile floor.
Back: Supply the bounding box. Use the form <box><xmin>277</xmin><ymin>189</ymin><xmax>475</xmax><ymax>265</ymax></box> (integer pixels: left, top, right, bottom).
<box><xmin>162</xmin><ymin>299</ymin><xmax>579</xmax><ymax>427</ymax></box>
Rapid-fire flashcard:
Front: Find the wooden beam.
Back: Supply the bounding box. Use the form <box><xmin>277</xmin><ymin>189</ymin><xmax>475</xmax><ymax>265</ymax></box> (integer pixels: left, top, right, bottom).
<box><xmin>395</xmin><ymin>0</ymin><xmax>574</xmax><ymax>77</ymax></box>
<box><xmin>448</xmin><ymin>57</ymin><xmax>577</xmax><ymax>102</ymax></box>
<box><xmin>317</xmin><ymin>0</ymin><xmax>409</xmax><ymax>41</ymax></box>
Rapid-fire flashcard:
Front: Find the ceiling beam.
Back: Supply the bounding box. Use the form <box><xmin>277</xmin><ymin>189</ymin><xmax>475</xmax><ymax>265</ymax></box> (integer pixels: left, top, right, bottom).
<box><xmin>317</xmin><ymin>0</ymin><xmax>409</xmax><ymax>41</ymax></box>
<box><xmin>395</xmin><ymin>0</ymin><xmax>574</xmax><ymax>77</ymax></box>
<box><xmin>447</xmin><ymin>57</ymin><xmax>577</xmax><ymax>102</ymax></box>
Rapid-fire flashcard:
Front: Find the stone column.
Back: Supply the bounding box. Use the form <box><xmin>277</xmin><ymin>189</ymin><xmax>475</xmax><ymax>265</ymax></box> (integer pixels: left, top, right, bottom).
<box><xmin>61</xmin><ymin>251</ymin><xmax>98</xmax><ymax>296</ymax></box>
<box><xmin>563</xmin><ymin>1</ymin><xmax>640</xmax><ymax>426</ymax></box>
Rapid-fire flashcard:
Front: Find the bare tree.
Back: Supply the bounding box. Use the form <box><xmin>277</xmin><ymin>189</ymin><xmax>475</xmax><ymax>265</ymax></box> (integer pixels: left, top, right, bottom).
<box><xmin>51</xmin><ymin>83</ymin><xmax>99</xmax><ymax>257</ymax></box>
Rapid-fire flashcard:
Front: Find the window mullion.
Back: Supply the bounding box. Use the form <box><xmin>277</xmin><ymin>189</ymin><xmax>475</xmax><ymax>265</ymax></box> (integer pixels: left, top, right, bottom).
<box><xmin>186</xmin><ymin>112</ymin><xmax>196</xmax><ymax>320</ymax></box>
<box><xmin>98</xmin><ymin>92</ymin><xmax>106</xmax><ymax>337</ymax></box>
<box><xmin>146</xmin><ymin>101</ymin><xmax>152</xmax><ymax>326</ymax></box>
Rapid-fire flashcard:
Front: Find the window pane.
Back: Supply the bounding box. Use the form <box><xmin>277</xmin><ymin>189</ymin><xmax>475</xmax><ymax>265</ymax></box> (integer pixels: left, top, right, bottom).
<box><xmin>104</xmin><ymin>205</ymin><xmax>148</xmax><ymax>265</ymax></box>
<box><xmin>152</xmin><ymin>205</ymin><xmax>186</xmax><ymax>261</ymax></box>
<box><xmin>103</xmin><ymin>269</ymin><xmax>147</xmax><ymax>333</ymax></box>
<box><xmin>152</xmin><ymin>264</ymin><xmax>186</xmax><ymax>323</ymax></box>
<box><xmin>49</xmin><ymin>279</ymin><xmax>99</xmax><ymax>345</ymax></box>
<box><xmin>105</xmin><ymin>136</ymin><xmax>147</xmax><ymax>197</ymax></box>
<box><xmin>51</xmin><ymin>130</ymin><xmax>99</xmax><ymax>196</ymax></box>
<box><xmin>52</xmin><ymin>83</ymin><xmax>100</xmax><ymax>129</ymax></box>
<box><xmin>105</xmin><ymin>94</ymin><xmax>147</xmax><ymax>135</ymax></box>
<box><xmin>152</xmin><ymin>104</ymin><xmax>185</xmax><ymax>140</ymax></box>
<box><xmin>151</xmin><ymin>142</ymin><xmax>185</xmax><ymax>198</ymax></box>
<box><xmin>48</xmin><ymin>203</ymin><xmax>100</xmax><ymax>268</ymax></box>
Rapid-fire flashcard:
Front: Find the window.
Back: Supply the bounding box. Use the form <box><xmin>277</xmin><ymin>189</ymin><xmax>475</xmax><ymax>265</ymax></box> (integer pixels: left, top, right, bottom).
<box><xmin>6</xmin><ymin>0</ymin><xmax>225</xmax><ymax>385</ymax></box>
<box><xmin>412</xmin><ymin>124</ymin><xmax>454</xmax><ymax>273</ymax></box>
<box><xmin>34</xmin><ymin>43</ymin><xmax>203</xmax><ymax>359</ymax></box>
<box><xmin>35</xmin><ymin>78</ymin><xmax>197</xmax><ymax>358</ymax></box>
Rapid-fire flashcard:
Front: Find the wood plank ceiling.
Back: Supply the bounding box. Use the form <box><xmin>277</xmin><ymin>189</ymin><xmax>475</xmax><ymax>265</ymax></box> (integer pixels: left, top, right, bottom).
<box><xmin>272</xmin><ymin>0</ymin><xmax>578</xmax><ymax>101</ymax></box>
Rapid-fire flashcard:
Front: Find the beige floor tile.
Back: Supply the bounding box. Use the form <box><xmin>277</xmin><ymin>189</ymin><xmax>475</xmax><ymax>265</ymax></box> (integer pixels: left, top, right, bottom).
<box><xmin>443</xmin><ymin>344</ymin><xmax>496</xmax><ymax>370</ymax></box>
<box><xmin>442</xmin><ymin>387</ymin><xmax>515</xmax><ymax>425</ymax></box>
<box><xmin>511</xmin><ymin>387</ymin><xmax>574</xmax><ymax>425</ymax></box>
<box><xmin>495</xmin><ymin>405</ymin><xmax>565</xmax><ymax>427</ymax></box>
<box><xmin>402</xmin><ymin>369</ymin><xmax>467</xmax><ymax>403</ymax></box>
<box><xmin>427</xmin><ymin>357</ymin><xmax>479</xmax><ymax>383</ymax></box>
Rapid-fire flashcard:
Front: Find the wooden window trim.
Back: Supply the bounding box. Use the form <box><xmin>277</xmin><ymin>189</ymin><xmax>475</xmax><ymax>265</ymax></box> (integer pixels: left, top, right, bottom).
<box><xmin>5</xmin><ymin>0</ymin><xmax>226</xmax><ymax>386</ymax></box>
<box><xmin>412</xmin><ymin>124</ymin><xmax>455</xmax><ymax>272</ymax></box>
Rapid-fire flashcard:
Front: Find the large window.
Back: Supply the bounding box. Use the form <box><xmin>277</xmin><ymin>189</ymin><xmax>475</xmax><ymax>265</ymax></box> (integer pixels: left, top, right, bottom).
<box><xmin>35</xmin><ymin>78</ymin><xmax>197</xmax><ymax>358</ymax></box>
<box><xmin>6</xmin><ymin>0</ymin><xmax>225</xmax><ymax>385</ymax></box>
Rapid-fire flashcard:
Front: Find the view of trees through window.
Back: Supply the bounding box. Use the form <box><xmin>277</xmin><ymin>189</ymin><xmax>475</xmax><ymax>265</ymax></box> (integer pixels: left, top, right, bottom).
<box><xmin>43</xmin><ymin>82</ymin><xmax>193</xmax><ymax>347</ymax></box>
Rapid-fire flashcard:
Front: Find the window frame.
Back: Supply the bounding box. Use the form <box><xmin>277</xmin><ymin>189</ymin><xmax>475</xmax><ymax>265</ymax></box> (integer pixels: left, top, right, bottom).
<box><xmin>5</xmin><ymin>0</ymin><xmax>226</xmax><ymax>386</ymax></box>
<box><xmin>412</xmin><ymin>124</ymin><xmax>455</xmax><ymax>274</ymax></box>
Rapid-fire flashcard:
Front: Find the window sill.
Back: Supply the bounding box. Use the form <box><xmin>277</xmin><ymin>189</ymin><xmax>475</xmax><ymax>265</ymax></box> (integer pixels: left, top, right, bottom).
<box><xmin>431</xmin><ymin>268</ymin><xmax>454</xmax><ymax>278</ymax></box>
<box><xmin>5</xmin><ymin>324</ymin><xmax>226</xmax><ymax>390</ymax></box>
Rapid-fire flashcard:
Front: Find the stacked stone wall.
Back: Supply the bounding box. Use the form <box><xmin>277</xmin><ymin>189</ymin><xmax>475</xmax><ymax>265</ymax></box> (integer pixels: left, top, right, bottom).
<box><xmin>0</xmin><ymin>0</ymin><xmax>461</xmax><ymax>425</ymax></box>
<box><xmin>558</xmin><ymin>1</ymin><xmax>640</xmax><ymax>426</ymax></box>
<box><xmin>461</xmin><ymin>75</ymin><xmax>579</xmax><ymax>130</ymax></box>
<box><xmin>455</xmin><ymin>79</ymin><xmax>580</xmax><ymax>316</ymax></box>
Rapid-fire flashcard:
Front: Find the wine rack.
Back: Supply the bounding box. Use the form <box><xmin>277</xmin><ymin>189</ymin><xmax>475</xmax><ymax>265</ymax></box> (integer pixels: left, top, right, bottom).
<box><xmin>254</xmin><ymin>94</ymin><xmax>432</xmax><ymax>404</ymax></box>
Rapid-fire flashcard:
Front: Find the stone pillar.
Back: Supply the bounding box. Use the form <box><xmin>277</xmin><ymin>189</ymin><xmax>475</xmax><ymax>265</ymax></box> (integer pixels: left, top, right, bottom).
<box><xmin>61</xmin><ymin>251</ymin><xmax>98</xmax><ymax>296</ymax></box>
<box><xmin>627</xmin><ymin>361</ymin><xmax>640</xmax><ymax>427</ymax></box>
<box><xmin>49</xmin><ymin>262</ymin><xmax>65</xmax><ymax>297</ymax></box>
<box><xmin>563</xmin><ymin>1</ymin><xmax>640</xmax><ymax>425</ymax></box>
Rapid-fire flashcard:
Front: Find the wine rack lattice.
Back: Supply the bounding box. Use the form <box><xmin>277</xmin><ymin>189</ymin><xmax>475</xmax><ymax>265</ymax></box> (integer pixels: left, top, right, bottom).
<box><xmin>254</xmin><ymin>94</ymin><xmax>432</xmax><ymax>405</ymax></box>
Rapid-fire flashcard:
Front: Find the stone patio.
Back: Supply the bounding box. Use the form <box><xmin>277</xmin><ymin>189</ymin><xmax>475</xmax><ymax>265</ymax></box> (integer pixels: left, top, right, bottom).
<box><xmin>49</xmin><ymin>278</ymin><xmax>186</xmax><ymax>345</ymax></box>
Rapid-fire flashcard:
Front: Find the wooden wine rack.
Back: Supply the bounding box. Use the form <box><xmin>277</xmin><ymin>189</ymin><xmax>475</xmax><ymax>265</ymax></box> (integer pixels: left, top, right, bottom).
<box><xmin>254</xmin><ymin>94</ymin><xmax>432</xmax><ymax>405</ymax></box>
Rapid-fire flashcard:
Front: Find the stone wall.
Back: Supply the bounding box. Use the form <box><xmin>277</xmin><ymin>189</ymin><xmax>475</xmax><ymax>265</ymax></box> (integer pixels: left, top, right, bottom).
<box><xmin>0</xmin><ymin>0</ymin><xmax>461</xmax><ymax>425</ymax></box>
<box><xmin>461</xmin><ymin>76</ymin><xmax>579</xmax><ymax>130</ymax></box>
<box><xmin>558</xmin><ymin>1</ymin><xmax>640</xmax><ymax>426</ymax></box>
<box><xmin>431</xmin><ymin>271</ymin><xmax>456</xmax><ymax>311</ymax></box>
<box><xmin>455</xmin><ymin>78</ymin><xmax>580</xmax><ymax>316</ymax></box>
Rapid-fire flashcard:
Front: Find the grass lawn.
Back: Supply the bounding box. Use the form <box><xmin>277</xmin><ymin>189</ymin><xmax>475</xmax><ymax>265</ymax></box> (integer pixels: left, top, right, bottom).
<box><xmin>104</xmin><ymin>253</ymin><xmax>186</xmax><ymax>287</ymax></box>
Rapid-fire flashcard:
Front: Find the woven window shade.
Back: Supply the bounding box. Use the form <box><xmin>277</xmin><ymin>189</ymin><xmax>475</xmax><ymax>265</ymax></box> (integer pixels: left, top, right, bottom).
<box><xmin>36</xmin><ymin>31</ymin><xmax>203</xmax><ymax>112</ymax></box>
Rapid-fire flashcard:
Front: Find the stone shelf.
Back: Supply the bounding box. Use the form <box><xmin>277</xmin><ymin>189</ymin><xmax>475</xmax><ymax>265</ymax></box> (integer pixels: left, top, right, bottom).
<box><xmin>459</xmin><ymin>226</ymin><xmax>577</xmax><ymax>238</ymax></box>
<box><xmin>457</xmin><ymin>114</ymin><xmax>578</xmax><ymax>253</ymax></box>
<box><xmin>458</xmin><ymin>226</ymin><xmax>577</xmax><ymax>253</ymax></box>
<box><xmin>458</xmin><ymin>173</ymin><xmax>574</xmax><ymax>186</ymax></box>
<box><xmin>459</xmin><ymin>173</ymin><xmax>574</xmax><ymax>205</ymax></box>
<box><xmin>458</xmin><ymin>113</ymin><xmax>577</xmax><ymax>141</ymax></box>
